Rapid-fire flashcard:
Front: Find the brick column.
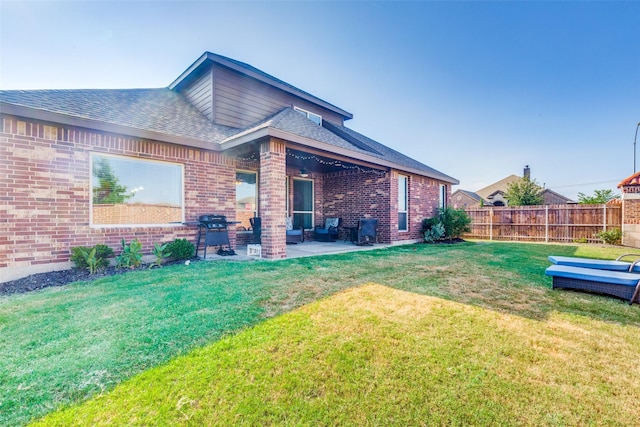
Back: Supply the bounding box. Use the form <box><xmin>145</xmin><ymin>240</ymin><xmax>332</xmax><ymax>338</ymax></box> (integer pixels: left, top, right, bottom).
<box><xmin>620</xmin><ymin>173</ymin><xmax>640</xmax><ymax>248</ymax></box>
<box><xmin>259</xmin><ymin>138</ymin><xmax>287</xmax><ymax>258</ymax></box>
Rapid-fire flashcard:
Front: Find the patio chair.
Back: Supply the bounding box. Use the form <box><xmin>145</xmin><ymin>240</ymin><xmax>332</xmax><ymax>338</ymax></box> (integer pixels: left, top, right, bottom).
<box><xmin>549</xmin><ymin>254</ymin><xmax>640</xmax><ymax>273</ymax></box>
<box><xmin>545</xmin><ymin>264</ymin><xmax>640</xmax><ymax>305</ymax></box>
<box><xmin>249</xmin><ymin>217</ymin><xmax>261</xmax><ymax>244</ymax></box>
<box><xmin>314</xmin><ymin>217</ymin><xmax>341</xmax><ymax>242</ymax></box>
<box><xmin>356</xmin><ymin>218</ymin><xmax>378</xmax><ymax>246</ymax></box>
<box><xmin>286</xmin><ymin>216</ymin><xmax>304</xmax><ymax>244</ymax></box>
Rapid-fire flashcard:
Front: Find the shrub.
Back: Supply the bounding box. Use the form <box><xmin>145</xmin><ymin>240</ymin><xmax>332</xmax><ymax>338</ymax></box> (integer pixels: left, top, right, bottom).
<box><xmin>595</xmin><ymin>228</ymin><xmax>622</xmax><ymax>245</ymax></box>
<box><xmin>150</xmin><ymin>242</ymin><xmax>171</xmax><ymax>268</ymax></box>
<box><xmin>71</xmin><ymin>244</ymin><xmax>113</xmax><ymax>270</ymax></box>
<box><xmin>438</xmin><ymin>207</ymin><xmax>472</xmax><ymax>241</ymax></box>
<box><xmin>421</xmin><ymin>207</ymin><xmax>471</xmax><ymax>243</ymax></box>
<box><xmin>116</xmin><ymin>238</ymin><xmax>143</xmax><ymax>269</ymax></box>
<box><xmin>166</xmin><ymin>238</ymin><xmax>195</xmax><ymax>260</ymax></box>
<box><xmin>81</xmin><ymin>248</ymin><xmax>100</xmax><ymax>274</ymax></box>
<box><xmin>424</xmin><ymin>222</ymin><xmax>445</xmax><ymax>243</ymax></box>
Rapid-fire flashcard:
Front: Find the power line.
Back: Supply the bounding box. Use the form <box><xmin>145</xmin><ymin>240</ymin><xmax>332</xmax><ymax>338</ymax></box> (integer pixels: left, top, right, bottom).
<box><xmin>546</xmin><ymin>179</ymin><xmax>623</xmax><ymax>190</ymax></box>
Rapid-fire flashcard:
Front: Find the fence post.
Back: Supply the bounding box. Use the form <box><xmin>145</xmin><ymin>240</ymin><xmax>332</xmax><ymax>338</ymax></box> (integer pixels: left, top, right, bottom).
<box><xmin>489</xmin><ymin>208</ymin><xmax>493</xmax><ymax>241</ymax></box>
<box><xmin>603</xmin><ymin>204</ymin><xmax>607</xmax><ymax>232</ymax></box>
<box><xmin>545</xmin><ymin>205</ymin><xmax>549</xmax><ymax>242</ymax></box>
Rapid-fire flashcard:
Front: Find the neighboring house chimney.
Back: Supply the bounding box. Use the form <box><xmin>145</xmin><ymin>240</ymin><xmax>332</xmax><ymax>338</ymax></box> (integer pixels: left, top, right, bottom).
<box><xmin>524</xmin><ymin>165</ymin><xmax>531</xmax><ymax>179</ymax></box>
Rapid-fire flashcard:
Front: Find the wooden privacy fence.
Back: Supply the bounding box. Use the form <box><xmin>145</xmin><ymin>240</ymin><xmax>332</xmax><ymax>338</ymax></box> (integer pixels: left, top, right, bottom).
<box><xmin>464</xmin><ymin>204</ymin><xmax>622</xmax><ymax>243</ymax></box>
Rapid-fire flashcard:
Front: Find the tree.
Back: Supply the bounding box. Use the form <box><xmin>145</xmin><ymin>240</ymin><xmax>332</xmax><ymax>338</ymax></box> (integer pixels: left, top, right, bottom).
<box><xmin>92</xmin><ymin>158</ymin><xmax>132</xmax><ymax>204</ymax></box>
<box><xmin>577</xmin><ymin>189</ymin><xmax>619</xmax><ymax>204</ymax></box>
<box><xmin>504</xmin><ymin>177</ymin><xmax>544</xmax><ymax>206</ymax></box>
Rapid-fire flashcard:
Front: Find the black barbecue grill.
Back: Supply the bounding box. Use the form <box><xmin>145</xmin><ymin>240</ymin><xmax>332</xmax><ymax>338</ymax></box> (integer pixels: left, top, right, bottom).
<box><xmin>196</xmin><ymin>214</ymin><xmax>236</xmax><ymax>258</ymax></box>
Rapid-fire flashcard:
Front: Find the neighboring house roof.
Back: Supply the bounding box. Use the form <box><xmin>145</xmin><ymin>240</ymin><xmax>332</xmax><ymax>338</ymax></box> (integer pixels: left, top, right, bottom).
<box><xmin>541</xmin><ymin>188</ymin><xmax>575</xmax><ymax>203</ymax></box>
<box><xmin>618</xmin><ymin>171</ymin><xmax>640</xmax><ymax>187</ymax></box>
<box><xmin>487</xmin><ymin>190</ymin><xmax>506</xmax><ymax>198</ymax></box>
<box><xmin>475</xmin><ymin>175</ymin><xmax>520</xmax><ymax>200</ymax></box>
<box><xmin>0</xmin><ymin>52</ymin><xmax>458</xmax><ymax>184</ymax></box>
<box><xmin>452</xmin><ymin>189</ymin><xmax>481</xmax><ymax>201</ymax></box>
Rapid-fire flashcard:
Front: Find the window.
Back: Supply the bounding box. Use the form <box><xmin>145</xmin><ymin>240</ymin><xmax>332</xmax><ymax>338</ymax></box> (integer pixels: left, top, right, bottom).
<box><xmin>439</xmin><ymin>184</ymin><xmax>447</xmax><ymax>210</ymax></box>
<box><xmin>91</xmin><ymin>153</ymin><xmax>183</xmax><ymax>226</ymax></box>
<box><xmin>236</xmin><ymin>171</ymin><xmax>257</xmax><ymax>231</ymax></box>
<box><xmin>294</xmin><ymin>106</ymin><xmax>322</xmax><ymax>125</ymax></box>
<box><xmin>398</xmin><ymin>175</ymin><xmax>408</xmax><ymax>231</ymax></box>
<box><xmin>293</xmin><ymin>178</ymin><xmax>314</xmax><ymax>229</ymax></box>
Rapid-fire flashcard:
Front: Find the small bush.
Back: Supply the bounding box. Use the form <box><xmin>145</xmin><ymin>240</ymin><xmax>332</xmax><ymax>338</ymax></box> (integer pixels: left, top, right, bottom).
<box><xmin>116</xmin><ymin>238</ymin><xmax>143</xmax><ymax>269</ymax></box>
<box><xmin>166</xmin><ymin>238</ymin><xmax>195</xmax><ymax>260</ymax></box>
<box><xmin>424</xmin><ymin>222</ymin><xmax>445</xmax><ymax>243</ymax></box>
<box><xmin>150</xmin><ymin>242</ymin><xmax>171</xmax><ymax>268</ymax></box>
<box><xmin>422</xmin><ymin>208</ymin><xmax>472</xmax><ymax>243</ymax></box>
<box><xmin>71</xmin><ymin>244</ymin><xmax>113</xmax><ymax>270</ymax></box>
<box><xmin>595</xmin><ymin>228</ymin><xmax>622</xmax><ymax>245</ymax></box>
<box><xmin>439</xmin><ymin>207</ymin><xmax>472</xmax><ymax>241</ymax></box>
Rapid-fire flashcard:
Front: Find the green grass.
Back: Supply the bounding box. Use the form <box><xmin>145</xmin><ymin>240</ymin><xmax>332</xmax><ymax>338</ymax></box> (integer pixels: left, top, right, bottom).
<box><xmin>2</xmin><ymin>242</ymin><xmax>639</xmax><ymax>426</ymax></box>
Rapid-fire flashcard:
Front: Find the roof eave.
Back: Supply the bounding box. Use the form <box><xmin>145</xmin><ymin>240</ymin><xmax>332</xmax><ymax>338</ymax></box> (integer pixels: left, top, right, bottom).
<box><xmin>0</xmin><ymin>102</ymin><xmax>222</xmax><ymax>151</ymax></box>
<box><xmin>221</xmin><ymin>127</ymin><xmax>459</xmax><ymax>184</ymax></box>
<box><xmin>169</xmin><ymin>52</ymin><xmax>353</xmax><ymax>121</ymax></box>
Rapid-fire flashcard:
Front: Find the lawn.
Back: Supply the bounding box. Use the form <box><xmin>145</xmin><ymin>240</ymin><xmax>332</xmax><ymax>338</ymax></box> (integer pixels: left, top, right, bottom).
<box><xmin>2</xmin><ymin>242</ymin><xmax>639</xmax><ymax>426</ymax></box>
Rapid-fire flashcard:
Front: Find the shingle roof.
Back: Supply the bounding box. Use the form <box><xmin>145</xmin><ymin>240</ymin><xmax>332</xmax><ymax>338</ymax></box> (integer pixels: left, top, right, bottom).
<box><xmin>1</xmin><ymin>53</ymin><xmax>457</xmax><ymax>183</ymax></box>
<box><xmin>326</xmin><ymin>122</ymin><xmax>457</xmax><ymax>182</ymax></box>
<box><xmin>475</xmin><ymin>175</ymin><xmax>520</xmax><ymax>200</ymax></box>
<box><xmin>452</xmin><ymin>189</ymin><xmax>482</xmax><ymax>202</ymax></box>
<box><xmin>224</xmin><ymin>107</ymin><xmax>458</xmax><ymax>183</ymax></box>
<box><xmin>0</xmin><ymin>88</ymin><xmax>237</xmax><ymax>143</ymax></box>
<box><xmin>618</xmin><ymin>171</ymin><xmax>640</xmax><ymax>187</ymax></box>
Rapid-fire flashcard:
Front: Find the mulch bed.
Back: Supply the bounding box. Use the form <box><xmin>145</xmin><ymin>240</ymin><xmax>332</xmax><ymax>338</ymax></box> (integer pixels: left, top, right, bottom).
<box><xmin>0</xmin><ymin>259</ymin><xmax>199</xmax><ymax>296</ymax></box>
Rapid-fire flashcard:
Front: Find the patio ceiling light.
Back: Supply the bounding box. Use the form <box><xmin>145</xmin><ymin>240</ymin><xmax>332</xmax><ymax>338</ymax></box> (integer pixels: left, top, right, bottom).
<box><xmin>299</xmin><ymin>168</ymin><xmax>309</xmax><ymax>178</ymax></box>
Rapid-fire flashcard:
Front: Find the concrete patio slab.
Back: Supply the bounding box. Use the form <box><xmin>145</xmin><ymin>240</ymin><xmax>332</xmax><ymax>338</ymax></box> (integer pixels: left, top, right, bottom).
<box><xmin>197</xmin><ymin>240</ymin><xmax>393</xmax><ymax>261</ymax></box>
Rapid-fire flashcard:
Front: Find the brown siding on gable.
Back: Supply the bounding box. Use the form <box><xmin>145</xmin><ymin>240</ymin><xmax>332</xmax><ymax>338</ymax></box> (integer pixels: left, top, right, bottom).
<box><xmin>211</xmin><ymin>64</ymin><xmax>345</xmax><ymax>128</ymax></box>
<box><xmin>182</xmin><ymin>68</ymin><xmax>213</xmax><ymax>120</ymax></box>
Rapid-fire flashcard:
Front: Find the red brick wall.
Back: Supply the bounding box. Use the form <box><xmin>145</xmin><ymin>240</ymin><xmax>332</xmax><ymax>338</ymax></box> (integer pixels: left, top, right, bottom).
<box><xmin>621</xmin><ymin>187</ymin><xmax>640</xmax><ymax>224</ymax></box>
<box><xmin>320</xmin><ymin>170</ymin><xmax>390</xmax><ymax>240</ymax></box>
<box><xmin>1</xmin><ymin>115</ymin><xmax>236</xmax><ymax>271</ymax></box>
<box><xmin>408</xmin><ymin>174</ymin><xmax>446</xmax><ymax>240</ymax></box>
<box><xmin>259</xmin><ymin>138</ymin><xmax>287</xmax><ymax>258</ymax></box>
<box><xmin>320</xmin><ymin>169</ymin><xmax>447</xmax><ymax>243</ymax></box>
<box><xmin>621</xmin><ymin>185</ymin><xmax>640</xmax><ymax>247</ymax></box>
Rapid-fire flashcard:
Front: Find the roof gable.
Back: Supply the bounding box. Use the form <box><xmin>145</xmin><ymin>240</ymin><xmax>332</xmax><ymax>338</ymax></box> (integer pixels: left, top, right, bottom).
<box><xmin>475</xmin><ymin>175</ymin><xmax>520</xmax><ymax>199</ymax></box>
<box><xmin>169</xmin><ymin>52</ymin><xmax>353</xmax><ymax>121</ymax></box>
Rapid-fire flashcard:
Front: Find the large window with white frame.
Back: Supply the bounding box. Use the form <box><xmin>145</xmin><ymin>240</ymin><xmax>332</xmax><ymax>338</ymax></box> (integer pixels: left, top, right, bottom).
<box><xmin>91</xmin><ymin>153</ymin><xmax>183</xmax><ymax>226</ymax></box>
<box><xmin>398</xmin><ymin>175</ymin><xmax>408</xmax><ymax>232</ymax></box>
<box><xmin>293</xmin><ymin>178</ymin><xmax>314</xmax><ymax>229</ymax></box>
<box><xmin>294</xmin><ymin>106</ymin><xmax>322</xmax><ymax>125</ymax></box>
<box><xmin>236</xmin><ymin>171</ymin><xmax>258</xmax><ymax>232</ymax></box>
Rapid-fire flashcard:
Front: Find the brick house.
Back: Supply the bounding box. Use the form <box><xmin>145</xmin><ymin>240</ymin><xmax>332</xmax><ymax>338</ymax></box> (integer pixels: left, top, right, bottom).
<box><xmin>619</xmin><ymin>171</ymin><xmax>640</xmax><ymax>247</ymax></box>
<box><xmin>0</xmin><ymin>52</ymin><xmax>458</xmax><ymax>281</ymax></box>
<box><xmin>454</xmin><ymin>166</ymin><xmax>574</xmax><ymax>207</ymax></box>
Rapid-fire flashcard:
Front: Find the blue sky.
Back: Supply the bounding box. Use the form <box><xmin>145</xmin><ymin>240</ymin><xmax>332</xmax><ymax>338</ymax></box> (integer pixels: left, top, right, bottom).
<box><xmin>1</xmin><ymin>1</ymin><xmax>638</xmax><ymax>200</ymax></box>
